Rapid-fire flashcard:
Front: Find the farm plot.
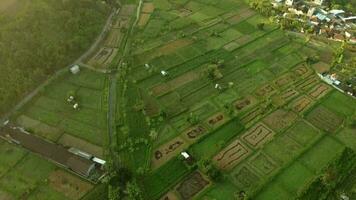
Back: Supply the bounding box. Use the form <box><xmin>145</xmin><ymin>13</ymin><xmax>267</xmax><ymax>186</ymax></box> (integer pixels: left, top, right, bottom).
<box><xmin>241</xmin><ymin>123</ymin><xmax>276</xmax><ymax>149</ymax></box>
<box><xmin>254</xmin><ymin>84</ymin><xmax>277</xmax><ymax>97</ymax></box>
<box><xmin>306</xmin><ymin>106</ymin><xmax>344</xmax><ymax>133</ymax></box>
<box><xmin>289</xmin><ymin>95</ymin><xmax>314</xmax><ymax>113</ymax></box>
<box><xmin>262</xmin><ymin>109</ymin><xmax>298</xmax><ymax>133</ymax></box>
<box><xmin>230</xmin><ymin>164</ymin><xmax>261</xmax><ymax>192</ymax></box>
<box><xmin>176</xmin><ymin>171</ymin><xmax>210</xmax><ymax>200</ymax></box>
<box><xmin>152</xmin><ymin>136</ymin><xmax>189</xmax><ymax>169</ymax></box>
<box><xmin>181</xmin><ymin>124</ymin><xmax>208</xmax><ymax>144</ymax></box>
<box><xmin>234</xmin><ymin>95</ymin><xmax>258</xmax><ymax>113</ymax></box>
<box><xmin>213</xmin><ymin>139</ymin><xmax>251</xmax><ymax>170</ymax></box>
<box><xmin>296</xmin><ymin>76</ymin><xmax>320</xmax><ymax>92</ymax></box>
<box><xmin>248</xmin><ymin>152</ymin><xmax>279</xmax><ymax>176</ymax></box>
<box><xmin>18</xmin><ymin>69</ymin><xmax>107</xmax><ymax>146</ymax></box>
<box><xmin>204</xmin><ymin>112</ymin><xmax>229</xmax><ymax>130</ymax></box>
<box><xmin>273</xmin><ymin>72</ymin><xmax>296</xmax><ymax>89</ymax></box>
<box><xmin>307</xmin><ymin>83</ymin><xmax>332</xmax><ymax>100</ymax></box>
<box><xmin>87</xmin><ymin>47</ymin><xmax>118</xmax><ymax>68</ymax></box>
<box><xmin>293</xmin><ymin>64</ymin><xmax>313</xmax><ymax>79</ymax></box>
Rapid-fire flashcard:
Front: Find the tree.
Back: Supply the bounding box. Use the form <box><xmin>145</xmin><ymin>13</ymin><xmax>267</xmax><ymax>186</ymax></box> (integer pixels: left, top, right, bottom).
<box><xmin>187</xmin><ymin>112</ymin><xmax>199</xmax><ymax>125</ymax></box>
<box><xmin>125</xmin><ymin>181</ymin><xmax>143</xmax><ymax>200</ymax></box>
<box><xmin>257</xmin><ymin>22</ymin><xmax>265</xmax><ymax>30</ymax></box>
<box><xmin>205</xmin><ymin>64</ymin><xmax>223</xmax><ymax>81</ymax></box>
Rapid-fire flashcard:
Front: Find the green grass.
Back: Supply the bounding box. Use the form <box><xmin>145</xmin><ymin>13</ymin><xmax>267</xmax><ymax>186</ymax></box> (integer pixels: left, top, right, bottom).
<box><xmin>197</xmin><ymin>180</ymin><xmax>237</xmax><ymax>200</ymax></box>
<box><xmin>299</xmin><ymin>136</ymin><xmax>344</xmax><ymax>173</ymax></box>
<box><xmin>142</xmin><ymin>158</ymin><xmax>190</xmax><ymax>200</ymax></box>
<box><xmin>191</xmin><ymin>119</ymin><xmax>244</xmax><ymax>159</ymax></box>
<box><xmin>255</xmin><ymin>181</ymin><xmax>293</xmax><ymax>200</ymax></box>
<box><xmin>285</xmin><ymin>120</ymin><xmax>322</xmax><ymax>146</ymax></box>
<box><xmin>321</xmin><ymin>91</ymin><xmax>356</xmax><ymax>117</ymax></box>
<box><xmin>336</xmin><ymin>127</ymin><xmax>356</xmax><ymax>151</ymax></box>
<box><xmin>274</xmin><ymin>161</ymin><xmax>315</xmax><ymax>195</ymax></box>
<box><xmin>0</xmin><ymin>141</ymin><xmax>27</xmax><ymax>177</ymax></box>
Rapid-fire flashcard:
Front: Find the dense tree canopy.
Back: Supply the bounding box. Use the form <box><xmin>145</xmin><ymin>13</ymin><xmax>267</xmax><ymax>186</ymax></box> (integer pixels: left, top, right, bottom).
<box><xmin>0</xmin><ymin>0</ymin><xmax>109</xmax><ymax>115</ymax></box>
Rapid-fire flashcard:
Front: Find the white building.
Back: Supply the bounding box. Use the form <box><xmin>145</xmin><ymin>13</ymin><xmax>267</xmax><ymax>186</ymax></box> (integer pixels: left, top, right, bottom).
<box><xmin>70</xmin><ymin>65</ymin><xmax>80</xmax><ymax>74</ymax></box>
<box><xmin>314</xmin><ymin>0</ymin><xmax>324</xmax><ymax>5</ymax></box>
<box><xmin>161</xmin><ymin>70</ymin><xmax>168</xmax><ymax>76</ymax></box>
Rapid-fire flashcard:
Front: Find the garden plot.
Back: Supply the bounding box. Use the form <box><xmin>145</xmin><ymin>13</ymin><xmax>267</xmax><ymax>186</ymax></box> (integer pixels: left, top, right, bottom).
<box><xmin>87</xmin><ymin>47</ymin><xmax>118</xmax><ymax>68</ymax></box>
<box><xmin>213</xmin><ymin>139</ymin><xmax>251</xmax><ymax>170</ymax></box>
<box><xmin>279</xmin><ymin>88</ymin><xmax>299</xmax><ymax>102</ymax></box>
<box><xmin>142</xmin><ymin>2</ymin><xmax>155</xmax><ymax>13</ymax></box>
<box><xmin>204</xmin><ymin>112</ymin><xmax>229</xmax><ymax>130</ymax></box>
<box><xmin>307</xmin><ymin>83</ymin><xmax>332</xmax><ymax>100</ymax></box>
<box><xmin>248</xmin><ymin>152</ymin><xmax>278</xmax><ymax>176</ymax></box>
<box><xmin>273</xmin><ymin>72</ymin><xmax>296</xmax><ymax>89</ymax></box>
<box><xmin>104</xmin><ymin>28</ymin><xmax>123</xmax><ymax>47</ymax></box>
<box><xmin>293</xmin><ymin>64</ymin><xmax>313</xmax><ymax>78</ymax></box>
<box><xmin>234</xmin><ymin>95</ymin><xmax>258</xmax><ymax>113</ymax></box>
<box><xmin>176</xmin><ymin>171</ymin><xmax>210</xmax><ymax>200</ymax></box>
<box><xmin>152</xmin><ymin>136</ymin><xmax>188</xmax><ymax>169</ymax></box>
<box><xmin>151</xmin><ymin>70</ymin><xmax>200</xmax><ymax>97</ymax></box>
<box><xmin>181</xmin><ymin>124</ymin><xmax>208</xmax><ymax>144</ymax></box>
<box><xmin>230</xmin><ymin>164</ymin><xmax>261</xmax><ymax>192</ymax></box>
<box><xmin>285</xmin><ymin>120</ymin><xmax>321</xmax><ymax>146</ymax></box>
<box><xmin>138</xmin><ymin>13</ymin><xmax>151</xmax><ymax>27</ymax></box>
<box><xmin>242</xmin><ymin>123</ymin><xmax>276</xmax><ymax>149</ymax></box>
<box><xmin>306</xmin><ymin>106</ymin><xmax>344</xmax><ymax>133</ymax></box>
<box><xmin>296</xmin><ymin>76</ymin><xmax>320</xmax><ymax>92</ymax></box>
<box><xmin>290</xmin><ymin>95</ymin><xmax>314</xmax><ymax>113</ymax></box>
<box><xmin>262</xmin><ymin>109</ymin><xmax>298</xmax><ymax>133</ymax></box>
<box><xmin>254</xmin><ymin>84</ymin><xmax>277</xmax><ymax>97</ymax></box>
<box><xmin>240</xmin><ymin>106</ymin><xmax>266</xmax><ymax>127</ymax></box>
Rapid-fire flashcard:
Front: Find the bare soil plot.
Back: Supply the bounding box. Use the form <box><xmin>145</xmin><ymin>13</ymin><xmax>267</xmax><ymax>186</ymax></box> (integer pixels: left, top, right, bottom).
<box><xmin>274</xmin><ymin>73</ymin><xmax>295</xmax><ymax>88</ymax></box>
<box><xmin>88</xmin><ymin>47</ymin><xmax>118</xmax><ymax>68</ymax></box>
<box><xmin>293</xmin><ymin>64</ymin><xmax>312</xmax><ymax>78</ymax></box>
<box><xmin>0</xmin><ymin>190</ymin><xmax>13</xmax><ymax>200</ymax></box>
<box><xmin>205</xmin><ymin>112</ymin><xmax>229</xmax><ymax>129</ymax></box>
<box><xmin>49</xmin><ymin>170</ymin><xmax>93</xmax><ymax>200</ymax></box>
<box><xmin>213</xmin><ymin>139</ymin><xmax>251</xmax><ymax>170</ymax></box>
<box><xmin>151</xmin><ymin>70</ymin><xmax>200</xmax><ymax>97</ymax></box>
<box><xmin>104</xmin><ymin>28</ymin><xmax>122</xmax><ymax>47</ymax></box>
<box><xmin>226</xmin><ymin>8</ymin><xmax>254</xmax><ymax>25</ymax></box>
<box><xmin>181</xmin><ymin>124</ymin><xmax>207</xmax><ymax>143</ymax></box>
<box><xmin>119</xmin><ymin>5</ymin><xmax>136</xmax><ymax>17</ymax></box>
<box><xmin>231</xmin><ymin>165</ymin><xmax>261</xmax><ymax>191</ymax></box>
<box><xmin>160</xmin><ymin>191</ymin><xmax>179</xmax><ymax>200</ymax></box>
<box><xmin>234</xmin><ymin>96</ymin><xmax>258</xmax><ymax>112</ymax></box>
<box><xmin>263</xmin><ymin>109</ymin><xmax>298</xmax><ymax>132</ymax></box>
<box><xmin>296</xmin><ymin>76</ymin><xmax>320</xmax><ymax>92</ymax></box>
<box><xmin>138</xmin><ymin>13</ymin><xmax>151</xmax><ymax>27</ymax></box>
<box><xmin>249</xmin><ymin>152</ymin><xmax>278</xmax><ymax>175</ymax></box>
<box><xmin>312</xmin><ymin>62</ymin><xmax>330</xmax><ymax>74</ymax></box>
<box><xmin>255</xmin><ymin>84</ymin><xmax>277</xmax><ymax>97</ymax></box>
<box><xmin>308</xmin><ymin>83</ymin><xmax>331</xmax><ymax>100</ymax></box>
<box><xmin>290</xmin><ymin>95</ymin><xmax>314</xmax><ymax>113</ymax></box>
<box><xmin>306</xmin><ymin>106</ymin><xmax>344</xmax><ymax>133</ymax></box>
<box><xmin>280</xmin><ymin>88</ymin><xmax>299</xmax><ymax>102</ymax></box>
<box><xmin>242</xmin><ymin>123</ymin><xmax>276</xmax><ymax>149</ymax></box>
<box><xmin>240</xmin><ymin>106</ymin><xmax>265</xmax><ymax>127</ymax></box>
<box><xmin>16</xmin><ymin>115</ymin><xmax>63</xmax><ymax>142</ymax></box>
<box><xmin>176</xmin><ymin>171</ymin><xmax>210</xmax><ymax>200</ymax></box>
<box><xmin>159</xmin><ymin>39</ymin><xmax>194</xmax><ymax>55</ymax></box>
<box><xmin>112</xmin><ymin>17</ymin><xmax>130</xmax><ymax>29</ymax></box>
<box><xmin>58</xmin><ymin>133</ymin><xmax>103</xmax><ymax>158</ymax></box>
<box><xmin>152</xmin><ymin>136</ymin><xmax>188</xmax><ymax>169</ymax></box>
<box><xmin>142</xmin><ymin>2</ymin><xmax>155</xmax><ymax>13</ymax></box>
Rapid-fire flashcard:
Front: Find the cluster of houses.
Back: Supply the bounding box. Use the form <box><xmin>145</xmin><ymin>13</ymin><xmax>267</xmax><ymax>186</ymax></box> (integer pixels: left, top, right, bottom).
<box><xmin>318</xmin><ymin>72</ymin><xmax>356</xmax><ymax>98</ymax></box>
<box><xmin>273</xmin><ymin>0</ymin><xmax>356</xmax><ymax>43</ymax></box>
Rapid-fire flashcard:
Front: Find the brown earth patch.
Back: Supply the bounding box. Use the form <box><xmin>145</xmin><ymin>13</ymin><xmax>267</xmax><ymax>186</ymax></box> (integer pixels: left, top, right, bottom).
<box><xmin>255</xmin><ymin>84</ymin><xmax>276</xmax><ymax>97</ymax></box>
<box><xmin>274</xmin><ymin>73</ymin><xmax>295</xmax><ymax>88</ymax></box>
<box><xmin>176</xmin><ymin>171</ymin><xmax>210</xmax><ymax>200</ymax></box>
<box><xmin>290</xmin><ymin>95</ymin><xmax>314</xmax><ymax>113</ymax></box>
<box><xmin>159</xmin><ymin>38</ymin><xmax>194</xmax><ymax>55</ymax></box>
<box><xmin>49</xmin><ymin>170</ymin><xmax>93</xmax><ymax>200</ymax></box>
<box><xmin>160</xmin><ymin>191</ymin><xmax>179</xmax><ymax>200</ymax></box>
<box><xmin>181</xmin><ymin>124</ymin><xmax>207</xmax><ymax>143</ymax></box>
<box><xmin>88</xmin><ymin>47</ymin><xmax>118</xmax><ymax>68</ymax></box>
<box><xmin>119</xmin><ymin>5</ymin><xmax>136</xmax><ymax>17</ymax></box>
<box><xmin>308</xmin><ymin>83</ymin><xmax>331</xmax><ymax>99</ymax></box>
<box><xmin>263</xmin><ymin>109</ymin><xmax>298</xmax><ymax>132</ymax></box>
<box><xmin>293</xmin><ymin>64</ymin><xmax>312</xmax><ymax>78</ymax></box>
<box><xmin>234</xmin><ymin>96</ymin><xmax>257</xmax><ymax>112</ymax></box>
<box><xmin>142</xmin><ymin>2</ymin><xmax>155</xmax><ymax>13</ymax></box>
<box><xmin>205</xmin><ymin>112</ymin><xmax>229</xmax><ymax>129</ymax></box>
<box><xmin>280</xmin><ymin>88</ymin><xmax>299</xmax><ymax>102</ymax></box>
<box><xmin>152</xmin><ymin>136</ymin><xmax>188</xmax><ymax>169</ymax></box>
<box><xmin>138</xmin><ymin>13</ymin><xmax>151</xmax><ymax>27</ymax></box>
<box><xmin>151</xmin><ymin>70</ymin><xmax>200</xmax><ymax>97</ymax></box>
<box><xmin>0</xmin><ymin>190</ymin><xmax>13</xmax><ymax>200</ymax></box>
<box><xmin>213</xmin><ymin>140</ymin><xmax>251</xmax><ymax>170</ymax></box>
<box><xmin>242</xmin><ymin>123</ymin><xmax>276</xmax><ymax>149</ymax></box>
<box><xmin>312</xmin><ymin>62</ymin><xmax>330</xmax><ymax>74</ymax></box>
<box><xmin>58</xmin><ymin>134</ymin><xmax>103</xmax><ymax>159</ymax></box>
<box><xmin>306</xmin><ymin>106</ymin><xmax>343</xmax><ymax>133</ymax></box>
<box><xmin>296</xmin><ymin>76</ymin><xmax>320</xmax><ymax>91</ymax></box>
<box><xmin>104</xmin><ymin>28</ymin><xmax>122</xmax><ymax>47</ymax></box>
